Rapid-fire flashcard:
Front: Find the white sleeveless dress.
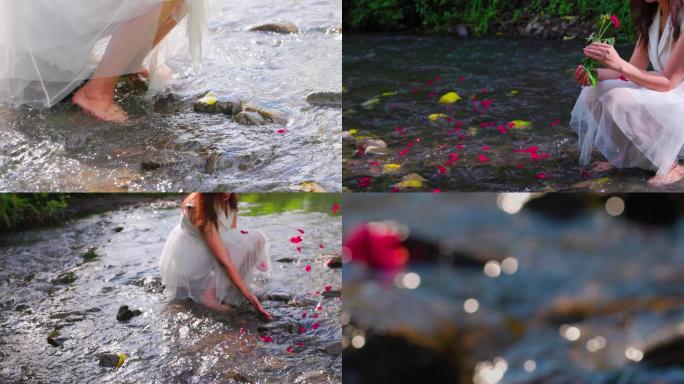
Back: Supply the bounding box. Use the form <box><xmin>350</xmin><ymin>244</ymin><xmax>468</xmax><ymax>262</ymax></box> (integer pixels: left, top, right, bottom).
<box><xmin>0</xmin><ymin>0</ymin><xmax>215</xmax><ymax>108</ymax></box>
<box><xmin>570</xmin><ymin>7</ymin><xmax>684</xmax><ymax>175</ymax></box>
<box><xmin>159</xmin><ymin>203</ymin><xmax>272</xmax><ymax>306</ymax></box>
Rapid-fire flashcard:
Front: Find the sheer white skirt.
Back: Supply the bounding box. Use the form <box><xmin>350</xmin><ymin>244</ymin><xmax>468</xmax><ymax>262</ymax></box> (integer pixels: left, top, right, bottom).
<box><xmin>160</xmin><ymin>226</ymin><xmax>272</xmax><ymax>306</ymax></box>
<box><xmin>0</xmin><ymin>0</ymin><xmax>215</xmax><ymax>107</ymax></box>
<box><xmin>570</xmin><ymin>79</ymin><xmax>684</xmax><ymax>175</ymax></box>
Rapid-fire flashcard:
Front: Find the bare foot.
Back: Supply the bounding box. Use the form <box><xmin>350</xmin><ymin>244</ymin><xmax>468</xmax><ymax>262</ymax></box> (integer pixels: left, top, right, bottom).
<box><xmin>648</xmin><ymin>164</ymin><xmax>684</xmax><ymax>187</ymax></box>
<box><xmin>72</xmin><ymin>88</ymin><xmax>128</xmax><ymax>123</ymax></box>
<box><xmin>591</xmin><ymin>161</ymin><xmax>613</xmax><ymax>173</ymax></box>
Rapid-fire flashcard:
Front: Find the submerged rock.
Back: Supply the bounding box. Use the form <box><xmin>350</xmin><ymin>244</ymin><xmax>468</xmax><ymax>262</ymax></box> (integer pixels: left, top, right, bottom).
<box><xmin>235</xmin><ymin>106</ymin><xmax>287</xmax><ymax>126</ymax></box>
<box><xmin>113</xmin><ymin>226</ymin><xmax>124</xmax><ymax>233</ymax></box>
<box><xmin>306</xmin><ymin>92</ymin><xmax>342</xmax><ymax>107</ymax></box>
<box><xmin>324</xmin><ymin>342</ymin><xmax>342</xmax><ymax>355</ymax></box>
<box><xmin>47</xmin><ymin>329</ymin><xmax>67</xmax><ymax>348</ymax></box>
<box><xmin>53</xmin><ymin>271</ymin><xmax>76</xmax><ymax>285</ymax></box>
<box><xmin>322</xmin><ymin>290</ymin><xmax>342</xmax><ymax>299</ymax></box>
<box><xmin>82</xmin><ymin>247</ymin><xmax>99</xmax><ymax>262</ymax></box>
<box><xmin>327</xmin><ymin>256</ymin><xmax>342</xmax><ymax>269</ymax></box>
<box><xmin>357</xmin><ymin>138</ymin><xmax>388</xmax><ymax>157</ymax></box>
<box><xmin>276</xmin><ymin>257</ymin><xmax>298</xmax><ymax>263</ymax></box>
<box><xmin>116</xmin><ymin>305</ymin><xmax>142</xmax><ymax>322</ymax></box>
<box><xmin>98</xmin><ymin>352</ymin><xmax>127</xmax><ymax>368</ymax></box>
<box><xmin>249</xmin><ymin>22</ymin><xmax>299</xmax><ymax>34</ymax></box>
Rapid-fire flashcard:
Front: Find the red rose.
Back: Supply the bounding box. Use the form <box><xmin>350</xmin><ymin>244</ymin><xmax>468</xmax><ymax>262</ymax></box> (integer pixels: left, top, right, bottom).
<box><xmin>343</xmin><ymin>223</ymin><xmax>409</xmax><ymax>270</ymax></box>
<box><xmin>611</xmin><ymin>15</ymin><xmax>620</xmax><ymax>29</ymax></box>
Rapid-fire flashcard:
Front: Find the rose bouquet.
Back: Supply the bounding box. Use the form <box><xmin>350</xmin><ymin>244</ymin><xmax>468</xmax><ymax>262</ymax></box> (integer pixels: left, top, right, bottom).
<box><xmin>581</xmin><ymin>14</ymin><xmax>621</xmax><ymax>86</ymax></box>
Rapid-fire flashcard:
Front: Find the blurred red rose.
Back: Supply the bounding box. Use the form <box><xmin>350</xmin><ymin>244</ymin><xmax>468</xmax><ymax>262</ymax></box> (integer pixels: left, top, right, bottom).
<box><xmin>344</xmin><ymin>223</ymin><xmax>409</xmax><ymax>270</ymax></box>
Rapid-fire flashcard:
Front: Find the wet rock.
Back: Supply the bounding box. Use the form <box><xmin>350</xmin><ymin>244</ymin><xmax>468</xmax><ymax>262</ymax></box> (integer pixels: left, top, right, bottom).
<box><xmin>193</xmin><ymin>92</ymin><xmax>241</xmax><ymax>115</ymax></box>
<box><xmin>298</xmin><ymin>181</ymin><xmax>326</xmax><ymax>193</ymax></box>
<box><xmin>322</xmin><ymin>290</ymin><xmax>341</xmax><ymax>299</ymax></box>
<box><xmin>82</xmin><ymin>247</ymin><xmax>99</xmax><ymax>262</ymax></box>
<box><xmin>204</xmin><ymin>152</ymin><xmax>220</xmax><ymax>175</ymax></box>
<box><xmin>642</xmin><ymin>335</ymin><xmax>684</xmax><ymax>368</ymax></box>
<box><xmin>234</xmin><ymin>111</ymin><xmax>266</xmax><ymax>126</ymax></box>
<box><xmin>264</xmin><ymin>294</ymin><xmax>291</xmax><ymax>303</ymax></box>
<box><xmin>116</xmin><ymin>305</ymin><xmax>142</xmax><ymax>322</ymax></box>
<box><xmin>305</xmin><ymin>91</ymin><xmax>342</xmax><ymax>107</ymax></box>
<box><xmin>327</xmin><ymin>25</ymin><xmax>342</xmax><ymax>35</ymax></box>
<box><xmin>53</xmin><ymin>271</ymin><xmax>76</xmax><ymax>285</ymax></box>
<box><xmin>234</xmin><ymin>106</ymin><xmax>286</xmax><ymax>126</ymax></box>
<box><xmin>290</xmin><ymin>296</ymin><xmax>319</xmax><ymax>308</ymax></box>
<box><xmin>327</xmin><ymin>256</ymin><xmax>342</xmax><ymax>269</ymax></box>
<box><xmin>276</xmin><ymin>257</ymin><xmax>298</xmax><ymax>263</ymax></box>
<box><xmin>47</xmin><ymin>329</ymin><xmax>68</xmax><ymax>348</ymax></box>
<box><xmin>357</xmin><ymin>138</ymin><xmax>388</xmax><ymax>157</ymax></box>
<box><xmin>324</xmin><ymin>342</ymin><xmax>342</xmax><ymax>355</ymax></box>
<box><xmin>140</xmin><ymin>161</ymin><xmax>161</xmax><ymax>171</ymax></box>
<box><xmin>249</xmin><ymin>22</ymin><xmax>299</xmax><ymax>34</ymax></box>
<box><xmin>113</xmin><ymin>226</ymin><xmax>124</xmax><ymax>233</ymax></box>
<box><xmin>98</xmin><ymin>352</ymin><xmax>127</xmax><ymax>368</ymax></box>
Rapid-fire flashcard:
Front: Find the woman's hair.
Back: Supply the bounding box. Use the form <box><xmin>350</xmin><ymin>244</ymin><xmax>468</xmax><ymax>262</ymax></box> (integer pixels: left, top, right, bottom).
<box><xmin>194</xmin><ymin>193</ymin><xmax>239</xmax><ymax>231</ymax></box>
<box><xmin>632</xmin><ymin>0</ymin><xmax>683</xmax><ymax>47</ymax></box>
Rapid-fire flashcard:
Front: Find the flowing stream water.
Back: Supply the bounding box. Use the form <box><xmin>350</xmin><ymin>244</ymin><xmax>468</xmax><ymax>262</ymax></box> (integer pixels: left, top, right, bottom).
<box><xmin>0</xmin><ymin>0</ymin><xmax>342</xmax><ymax>192</ymax></box>
<box><xmin>343</xmin><ymin>35</ymin><xmax>684</xmax><ymax>192</ymax></box>
<box><xmin>0</xmin><ymin>194</ymin><xmax>342</xmax><ymax>383</ymax></box>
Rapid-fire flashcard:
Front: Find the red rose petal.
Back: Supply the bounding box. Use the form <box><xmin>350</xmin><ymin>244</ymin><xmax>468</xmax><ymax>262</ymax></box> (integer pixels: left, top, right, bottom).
<box><xmin>324</xmin><ymin>285</ymin><xmax>332</xmax><ymax>291</ymax></box>
<box><xmin>438</xmin><ymin>165</ymin><xmax>446</xmax><ymax>175</ymax></box>
<box><xmin>297</xmin><ymin>228</ymin><xmax>304</xmax><ymax>234</ymax></box>
<box><xmin>276</xmin><ymin>129</ymin><xmax>287</xmax><ymax>134</ymax></box>
<box><xmin>286</xmin><ymin>346</ymin><xmax>294</xmax><ymax>353</ymax></box>
<box><xmin>331</xmin><ymin>203</ymin><xmax>341</xmax><ymax>215</ymax></box>
<box><xmin>305</xmin><ymin>265</ymin><xmax>312</xmax><ymax>272</ymax></box>
<box><xmin>312</xmin><ymin>323</ymin><xmax>320</xmax><ymax>330</ymax></box>
<box><xmin>478</xmin><ymin>154</ymin><xmax>490</xmax><ymax>163</ymax></box>
<box><xmin>260</xmin><ymin>336</ymin><xmax>273</xmax><ymax>343</ymax></box>
<box><xmin>298</xmin><ymin>326</ymin><xmax>307</xmax><ymax>334</ymax></box>
<box><xmin>240</xmin><ymin>230</ymin><xmax>249</xmax><ymax>234</ymax></box>
<box><xmin>290</xmin><ymin>236</ymin><xmax>303</xmax><ymax>244</ymax></box>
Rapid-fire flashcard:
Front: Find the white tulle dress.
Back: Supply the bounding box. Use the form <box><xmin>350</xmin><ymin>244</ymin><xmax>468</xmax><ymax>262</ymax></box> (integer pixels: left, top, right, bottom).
<box><xmin>570</xmin><ymin>7</ymin><xmax>684</xmax><ymax>175</ymax></box>
<box><xmin>0</xmin><ymin>0</ymin><xmax>215</xmax><ymax>107</ymax></box>
<box><xmin>160</xmin><ymin>203</ymin><xmax>272</xmax><ymax>306</ymax></box>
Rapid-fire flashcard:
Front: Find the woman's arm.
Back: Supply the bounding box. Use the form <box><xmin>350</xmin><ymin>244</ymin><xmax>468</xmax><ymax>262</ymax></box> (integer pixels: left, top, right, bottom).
<box><xmin>584</xmin><ymin>37</ymin><xmax>684</xmax><ymax>91</ymax></box>
<box><xmin>200</xmin><ymin>224</ymin><xmax>272</xmax><ymax>320</ymax></box>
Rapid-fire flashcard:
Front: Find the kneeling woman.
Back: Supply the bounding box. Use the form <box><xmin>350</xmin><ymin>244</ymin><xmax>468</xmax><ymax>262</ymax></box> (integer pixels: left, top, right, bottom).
<box><xmin>160</xmin><ymin>193</ymin><xmax>272</xmax><ymax>320</ymax></box>
<box><xmin>571</xmin><ymin>0</ymin><xmax>684</xmax><ymax>186</ymax></box>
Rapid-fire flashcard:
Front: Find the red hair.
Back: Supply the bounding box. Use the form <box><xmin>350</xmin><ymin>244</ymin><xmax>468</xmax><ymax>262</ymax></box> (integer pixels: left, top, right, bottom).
<box><xmin>193</xmin><ymin>193</ymin><xmax>238</xmax><ymax>231</ymax></box>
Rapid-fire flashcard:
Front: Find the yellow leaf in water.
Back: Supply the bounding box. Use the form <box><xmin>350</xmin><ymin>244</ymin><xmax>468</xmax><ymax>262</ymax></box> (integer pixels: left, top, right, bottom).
<box><xmin>438</xmin><ymin>91</ymin><xmax>461</xmax><ymax>104</ymax></box>
<box><xmin>509</xmin><ymin>120</ymin><xmax>532</xmax><ymax>128</ymax></box>
<box><xmin>347</xmin><ymin>129</ymin><xmax>358</xmax><ymax>135</ymax></box>
<box><xmin>468</xmin><ymin>127</ymin><xmax>478</xmax><ymax>136</ymax></box>
<box><xmin>117</xmin><ymin>353</ymin><xmax>127</xmax><ymax>368</ymax></box>
<box><xmin>383</xmin><ymin>163</ymin><xmax>402</xmax><ymax>172</ymax></box>
<box><xmin>394</xmin><ymin>173</ymin><xmax>426</xmax><ymax>189</ymax></box>
<box><xmin>508</xmin><ymin>90</ymin><xmax>519</xmax><ymax>96</ymax></box>
<box><xmin>199</xmin><ymin>92</ymin><xmax>218</xmax><ymax>105</ymax></box>
<box><xmin>361</xmin><ymin>96</ymin><xmax>381</xmax><ymax>109</ymax></box>
<box><xmin>382</xmin><ymin>91</ymin><xmax>398</xmax><ymax>97</ymax></box>
<box><xmin>428</xmin><ymin>113</ymin><xmax>449</xmax><ymax>121</ymax></box>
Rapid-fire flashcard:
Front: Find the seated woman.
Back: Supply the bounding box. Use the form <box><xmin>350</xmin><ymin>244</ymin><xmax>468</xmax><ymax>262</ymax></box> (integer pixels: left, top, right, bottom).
<box><xmin>160</xmin><ymin>193</ymin><xmax>272</xmax><ymax>320</ymax></box>
<box><xmin>0</xmin><ymin>0</ymin><xmax>213</xmax><ymax>122</ymax></box>
<box><xmin>571</xmin><ymin>0</ymin><xmax>684</xmax><ymax>186</ymax></box>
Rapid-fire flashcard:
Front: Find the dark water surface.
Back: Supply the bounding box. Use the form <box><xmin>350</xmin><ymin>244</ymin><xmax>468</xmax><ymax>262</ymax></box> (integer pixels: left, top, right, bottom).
<box><xmin>0</xmin><ymin>0</ymin><xmax>341</xmax><ymax>192</ymax></box>
<box><xmin>0</xmin><ymin>195</ymin><xmax>342</xmax><ymax>383</ymax></box>
<box><xmin>343</xmin><ymin>194</ymin><xmax>684</xmax><ymax>383</ymax></box>
<box><xmin>343</xmin><ymin>35</ymin><xmax>684</xmax><ymax>192</ymax></box>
